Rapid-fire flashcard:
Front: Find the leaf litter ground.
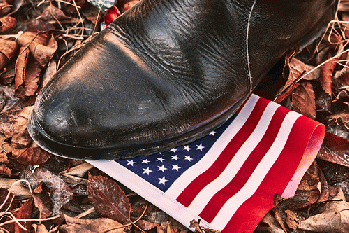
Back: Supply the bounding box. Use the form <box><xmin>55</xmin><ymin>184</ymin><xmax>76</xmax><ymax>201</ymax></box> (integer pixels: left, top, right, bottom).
<box><xmin>1</xmin><ymin>0</ymin><xmax>349</xmax><ymax>232</ymax></box>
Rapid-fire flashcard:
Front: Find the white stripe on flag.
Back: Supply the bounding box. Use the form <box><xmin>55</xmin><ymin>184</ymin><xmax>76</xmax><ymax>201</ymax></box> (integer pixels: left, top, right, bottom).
<box><xmin>187</xmin><ymin>100</ymin><xmax>280</xmax><ymax>215</ymax></box>
<box><xmin>165</xmin><ymin>94</ymin><xmax>259</xmax><ymax>198</ymax></box>
<box><xmin>87</xmin><ymin>159</ymin><xmax>213</xmax><ymax>230</ymax></box>
<box><xmin>210</xmin><ymin>110</ymin><xmax>300</xmax><ymax>229</ymax></box>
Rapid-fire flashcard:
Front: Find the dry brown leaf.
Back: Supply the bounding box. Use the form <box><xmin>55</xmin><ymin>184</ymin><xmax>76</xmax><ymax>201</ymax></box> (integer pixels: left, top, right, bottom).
<box><xmin>87</xmin><ymin>174</ymin><xmax>131</xmax><ymax>225</ymax></box>
<box><xmin>0</xmin><ymin>38</ymin><xmax>18</xmax><ymax>70</ymax></box>
<box><xmin>0</xmin><ymin>0</ymin><xmax>12</xmax><ymax>15</ymax></box>
<box><xmin>298</xmin><ymin>188</ymin><xmax>349</xmax><ymax>232</ymax></box>
<box><xmin>0</xmin><ymin>15</ymin><xmax>16</xmax><ymax>33</ymax></box>
<box><xmin>13</xmin><ymin>142</ymin><xmax>51</xmax><ymax>165</ymax></box>
<box><xmin>275</xmin><ymin>57</ymin><xmax>319</xmax><ymax>104</ymax></box>
<box><xmin>15</xmin><ymin>198</ymin><xmax>33</xmax><ymax>233</ymax></box>
<box><xmin>23</xmin><ymin>60</ymin><xmax>41</xmax><ymax>96</ymax></box>
<box><xmin>40</xmin><ymin>4</ymin><xmax>69</xmax><ymax>21</ymax></box>
<box><xmin>292</xmin><ymin>80</ymin><xmax>316</xmax><ymax>119</ymax></box>
<box><xmin>15</xmin><ymin>47</ymin><xmax>29</xmax><ymax>89</ymax></box>
<box><xmin>0</xmin><ymin>188</ymin><xmax>14</xmax><ymax>212</ymax></box>
<box><xmin>321</xmin><ymin>56</ymin><xmax>338</xmax><ymax>97</ymax></box>
<box><xmin>317</xmin><ymin>132</ymin><xmax>349</xmax><ymax>167</ymax></box>
<box><xmin>0</xmin><ymin>164</ymin><xmax>11</xmax><ymax>176</ymax></box>
<box><xmin>136</xmin><ymin>219</ymin><xmax>158</xmax><ymax>231</ymax></box>
<box><xmin>61</xmin><ymin>215</ymin><xmax>124</xmax><ymax>233</ymax></box>
<box><xmin>33</xmin><ymin>224</ymin><xmax>49</xmax><ymax>233</ymax></box>
<box><xmin>33</xmin><ymin>183</ymin><xmax>53</xmax><ymax>219</ymax></box>
<box><xmin>256</xmin><ymin>212</ymin><xmax>284</xmax><ymax>233</ymax></box>
<box><xmin>17</xmin><ymin>32</ymin><xmax>57</xmax><ymax>67</ymax></box>
<box><xmin>24</xmin><ymin>167</ymin><xmax>74</xmax><ymax>215</ymax></box>
<box><xmin>15</xmin><ymin>32</ymin><xmax>57</xmax><ymax>96</ymax></box>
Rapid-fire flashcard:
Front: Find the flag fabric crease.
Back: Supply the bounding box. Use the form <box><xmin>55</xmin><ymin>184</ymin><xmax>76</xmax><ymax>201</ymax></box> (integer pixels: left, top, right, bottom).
<box><xmin>88</xmin><ymin>94</ymin><xmax>325</xmax><ymax>232</ymax></box>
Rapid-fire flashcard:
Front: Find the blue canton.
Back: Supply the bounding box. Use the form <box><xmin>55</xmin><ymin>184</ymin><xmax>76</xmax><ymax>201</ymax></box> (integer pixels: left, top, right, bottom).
<box><xmin>116</xmin><ymin>115</ymin><xmax>237</xmax><ymax>191</ymax></box>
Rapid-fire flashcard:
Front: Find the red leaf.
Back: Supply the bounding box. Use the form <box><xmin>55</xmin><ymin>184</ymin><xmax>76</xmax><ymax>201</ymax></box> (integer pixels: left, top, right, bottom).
<box><xmin>33</xmin><ymin>183</ymin><xmax>53</xmax><ymax>219</ymax></box>
<box><xmin>15</xmin><ymin>198</ymin><xmax>33</xmax><ymax>233</ymax></box>
<box><xmin>321</xmin><ymin>56</ymin><xmax>337</xmax><ymax>97</ymax></box>
<box><xmin>105</xmin><ymin>5</ymin><xmax>120</xmax><ymax>26</ymax></box>
<box><xmin>87</xmin><ymin>174</ymin><xmax>131</xmax><ymax>224</ymax></box>
<box><xmin>292</xmin><ymin>80</ymin><xmax>316</xmax><ymax>119</ymax></box>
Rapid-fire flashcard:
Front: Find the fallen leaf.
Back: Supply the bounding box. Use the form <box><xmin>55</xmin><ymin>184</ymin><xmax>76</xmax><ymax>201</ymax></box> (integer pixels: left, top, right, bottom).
<box><xmin>32</xmin><ymin>34</ymin><xmax>57</xmax><ymax>67</ymax></box>
<box><xmin>292</xmin><ymin>80</ymin><xmax>316</xmax><ymax>119</ymax></box>
<box><xmin>0</xmin><ymin>38</ymin><xmax>18</xmax><ymax>70</ymax></box>
<box><xmin>285</xmin><ymin>209</ymin><xmax>299</xmax><ymax>230</ymax></box>
<box><xmin>24</xmin><ymin>167</ymin><xmax>73</xmax><ymax>215</ymax></box>
<box><xmin>0</xmin><ymin>0</ymin><xmax>12</xmax><ymax>15</ymax></box>
<box><xmin>275</xmin><ymin>57</ymin><xmax>319</xmax><ymax>103</ymax></box>
<box><xmin>0</xmin><ymin>164</ymin><xmax>11</xmax><ymax>176</ymax></box>
<box><xmin>0</xmin><ymin>188</ymin><xmax>14</xmax><ymax>212</ymax></box>
<box><xmin>14</xmin><ymin>198</ymin><xmax>33</xmax><ymax>233</ymax></box>
<box><xmin>33</xmin><ymin>224</ymin><xmax>49</xmax><ymax>233</ymax></box>
<box><xmin>136</xmin><ymin>219</ymin><xmax>158</xmax><ymax>231</ymax></box>
<box><xmin>321</xmin><ymin>55</ymin><xmax>338</xmax><ymax>97</ymax></box>
<box><xmin>17</xmin><ymin>31</ymin><xmax>57</xmax><ymax>67</ymax></box>
<box><xmin>61</xmin><ymin>215</ymin><xmax>124</xmax><ymax>233</ymax></box>
<box><xmin>15</xmin><ymin>47</ymin><xmax>30</xmax><ymax>89</ymax></box>
<box><xmin>33</xmin><ymin>183</ymin><xmax>53</xmax><ymax>219</ymax></box>
<box><xmin>23</xmin><ymin>59</ymin><xmax>41</xmax><ymax>96</ymax></box>
<box><xmin>326</xmin><ymin>112</ymin><xmax>349</xmax><ymax>139</ymax></box>
<box><xmin>0</xmin><ymin>178</ymin><xmax>31</xmax><ymax>199</ymax></box>
<box><xmin>297</xmin><ymin>188</ymin><xmax>349</xmax><ymax>232</ymax></box>
<box><xmin>40</xmin><ymin>4</ymin><xmax>69</xmax><ymax>21</ymax></box>
<box><xmin>317</xmin><ymin>132</ymin><xmax>349</xmax><ymax>167</ymax></box>
<box><xmin>256</xmin><ymin>213</ymin><xmax>285</xmax><ymax>233</ymax></box>
<box><xmin>87</xmin><ymin>174</ymin><xmax>131</xmax><ymax>224</ymax></box>
<box><xmin>0</xmin><ymin>15</ymin><xmax>16</xmax><ymax>33</ymax></box>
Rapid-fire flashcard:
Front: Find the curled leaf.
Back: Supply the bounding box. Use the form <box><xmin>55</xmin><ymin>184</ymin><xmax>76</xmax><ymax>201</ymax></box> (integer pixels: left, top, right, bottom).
<box><xmin>0</xmin><ymin>15</ymin><xmax>16</xmax><ymax>33</ymax></box>
<box><xmin>12</xmin><ymin>142</ymin><xmax>51</xmax><ymax>165</ymax></box>
<box><xmin>61</xmin><ymin>215</ymin><xmax>124</xmax><ymax>233</ymax></box>
<box><xmin>0</xmin><ymin>38</ymin><xmax>17</xmax><ymax>70</ymax></box>
<box><xmin>87</xmin><ymin>174</ymin><xmax>131</xmax><ymax>224</ymax></box>
<box><xmin>321</xmin><ymin>56</ymin><xmax>338</xmax><ymax>97</ymax></box>
<box><xmin>292</xmin><ymin>80</ymin><xmax>316</xmax><ymax>119</ymax></box>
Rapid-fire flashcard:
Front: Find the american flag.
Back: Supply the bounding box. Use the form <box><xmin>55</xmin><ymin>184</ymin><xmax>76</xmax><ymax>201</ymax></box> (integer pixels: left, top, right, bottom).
<box><xmin>88</xmin><ymin>94</ymin><xmax>325</xmax><ymax>232</ymax></box>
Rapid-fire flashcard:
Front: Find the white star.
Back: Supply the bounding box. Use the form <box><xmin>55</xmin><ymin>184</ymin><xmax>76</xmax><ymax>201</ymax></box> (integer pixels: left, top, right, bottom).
<box><xmin>210</xmin><ymin>131</ymin><xmax>216</xmax><ymax>136</ymax></box>
<box><xmin>157</xmin><ymin>157</ymin><xmax>165</xmax><ymax>163</ymax></box>
<box><xmin>184</xmin><ymin>156</ymin><xmax>193</xmax><ymax>162</ymax></box>
<box><xmin>142</xmin><ymin>159</ymin><xmax>151</xmax><ymax>164</ymax></box>
<box><xmin>170</xmin><ymin>148</ymin><xmax>178</xmax><ymax>153</ymax></box>
<box><xmin>159</xmin><ymin>177</ymin><xmax>168</xmax><ymax>185</ymax></box>
<box><xmin>172</xmin><ymin>165</ymin><xmax>181</xmax><ymax>171</ymax></box>
<box><xmin>196</xmin><ymin>144</ymin><xmax>205</xmax><ymax>151</ymax></box>
<box><xmin>183</xmin><ymin>145</ymin><xmax>190</xmax><ymax>151</ymax></box>
<box><xmin>127</xmin><ymin>160</ymin><xmax>135</xmax><ymax>166</ymax></box>
<box><xmin>143</xmin><ymin>167</ymin><xmax>152</xmax><ymax>175</ymax></box>
<box><xmin>158</xmin><ymin>165</ymin><xmax>168</xmax><ymax>172</ymax></box>
<box><xmin>171</xmin><ymin>155</ymin><xmax>178</xmax><ymax>160</ymax></box>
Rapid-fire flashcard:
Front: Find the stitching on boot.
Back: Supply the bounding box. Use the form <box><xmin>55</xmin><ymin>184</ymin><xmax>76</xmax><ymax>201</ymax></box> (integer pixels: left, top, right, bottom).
<box><xmin>246</xmin><ymin>0</ymin><xmax>257</xmax><ymax>92</ymax></box>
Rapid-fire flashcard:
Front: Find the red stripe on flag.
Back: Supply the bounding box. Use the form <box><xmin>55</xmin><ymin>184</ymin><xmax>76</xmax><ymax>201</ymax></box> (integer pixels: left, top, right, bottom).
<box><xmin>199</xmin><ymin>106</ymin><xmax>290</xmax><ymax>222</ymax></box>
<box><xmin>176</xmin><ymin>97</ymin><xmax>270</xmax><ymax>207</ymax></box>
<box><xmin>222</xmin><ymin>116</ymin><xmax>321</xmax><ymax>233</ymax></box>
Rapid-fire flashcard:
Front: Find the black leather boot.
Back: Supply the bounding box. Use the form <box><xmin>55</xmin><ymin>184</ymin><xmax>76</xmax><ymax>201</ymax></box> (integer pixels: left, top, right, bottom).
<box><xmin>28</xmin><ymin>0</ymin><xmax>338</xmax><ymax>160</ymax></box>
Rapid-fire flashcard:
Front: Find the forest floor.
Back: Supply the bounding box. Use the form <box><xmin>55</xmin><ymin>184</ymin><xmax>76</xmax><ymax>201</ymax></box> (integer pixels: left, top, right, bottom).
<box><xmin>1</xmin><ymin>0</ymin><xmax>349</xmax><ymax>232</ymax></box>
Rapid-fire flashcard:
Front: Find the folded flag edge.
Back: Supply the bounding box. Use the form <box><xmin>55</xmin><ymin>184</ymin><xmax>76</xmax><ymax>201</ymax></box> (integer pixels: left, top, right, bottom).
<box><xmin>88</xmin><ymin>94</ymin><xmax>325</xmax><ymax>232</ymax></box>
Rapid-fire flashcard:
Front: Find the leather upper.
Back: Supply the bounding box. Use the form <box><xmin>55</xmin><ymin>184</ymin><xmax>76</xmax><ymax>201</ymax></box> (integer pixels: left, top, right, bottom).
<box><xmin>28</xmin><ymin>0</ymin><xmax>338</xmax><ymax>159</ymax></box>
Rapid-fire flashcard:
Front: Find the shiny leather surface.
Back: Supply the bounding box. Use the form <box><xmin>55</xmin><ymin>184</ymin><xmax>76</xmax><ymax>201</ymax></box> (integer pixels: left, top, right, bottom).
<box><xmin>28</xmin><ymin>0</ymin><xmax>338</xmax><ymax>159</ymax></box>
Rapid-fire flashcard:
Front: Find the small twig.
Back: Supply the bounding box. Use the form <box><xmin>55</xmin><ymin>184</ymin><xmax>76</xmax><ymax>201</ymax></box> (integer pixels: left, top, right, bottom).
<box><xmin>0</xmin><ymin>212</ymin><xmax>27</xmax><ymax>231</ymax></box>
<box><xmin>0</xmin><ymin>214</ymin><xmax>61</xmax><ymax>228</ymax></box>
<box><xmin>75</xmin><ymin>207</ymin><xmax>95</xmax><ymax>219</ymax></box>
